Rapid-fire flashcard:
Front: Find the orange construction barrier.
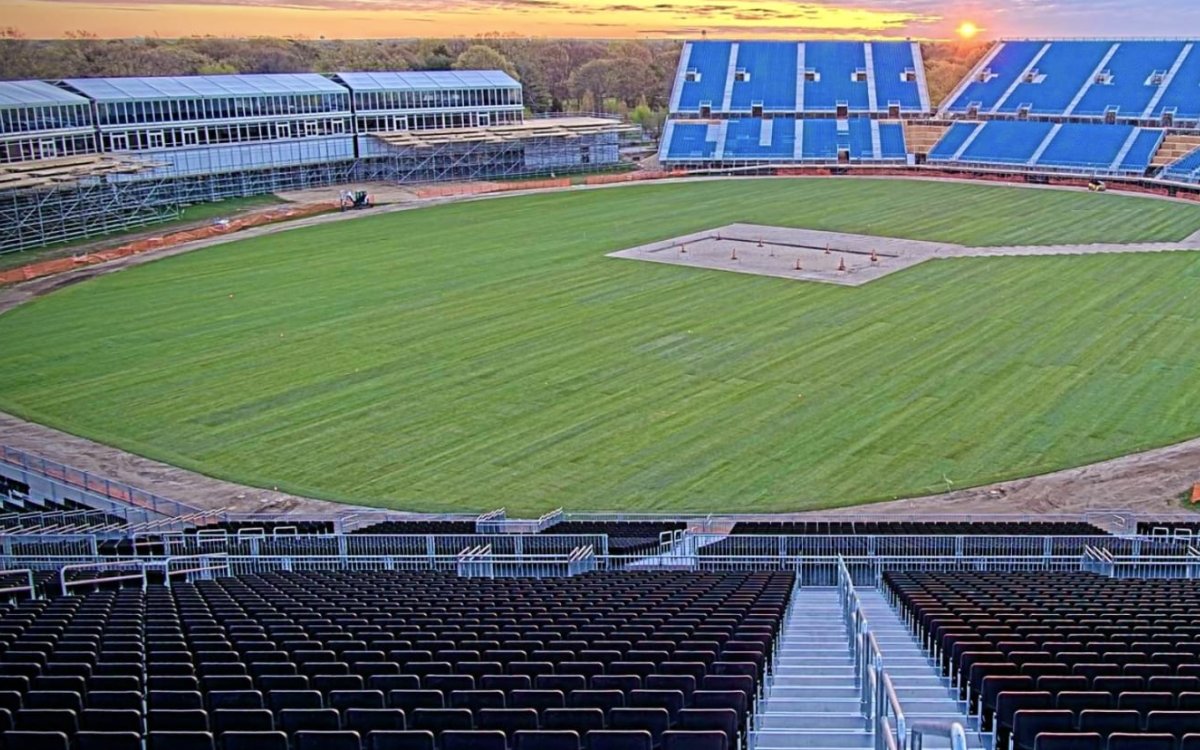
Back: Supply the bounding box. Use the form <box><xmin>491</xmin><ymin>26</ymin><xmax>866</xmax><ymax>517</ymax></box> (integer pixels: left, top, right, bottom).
<box><xmin>0</xmin><ymin>201</ymin><xmax>336</xmax><ymax>287</ymax></box>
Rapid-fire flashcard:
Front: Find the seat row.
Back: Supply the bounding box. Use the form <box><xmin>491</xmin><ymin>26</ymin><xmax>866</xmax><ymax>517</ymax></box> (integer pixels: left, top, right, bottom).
<box><xmin>885</xmin><ymin>571</ymin><xmax>1200</xmax><ymax>749</ymax></box>
<box><xmin>0</xmin><ymin>570</ymin><xmax>793</xmax><ymax>750</ymax></box>
<box><xmin>0</xmin><ymin>727</ymin><xmax>727</xmax><ymax>750</ymax></box>
<box><xmin>0</xmin><ymin>702</ymin><xmax>740</xmax><ymax>748</ymax></box>
<box><xmin>1006</xmin><ymin>703</ymin><xmax>1200</xmax><ymax>748</ymax></box>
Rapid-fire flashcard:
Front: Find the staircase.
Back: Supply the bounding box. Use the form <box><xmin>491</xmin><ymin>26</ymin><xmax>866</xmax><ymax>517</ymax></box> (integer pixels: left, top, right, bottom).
<box><xmin>856</xmin><ymin>589</ymin><xmax>986</xmax><ymax>749</ymax></box>
<box><xmin>903</xmin><ymin>123</ymin><xmax>950</xmax><ymax>157</ymax></box>
<box><xmin>753</xmin><ymin>588</ymin><xmax>870</xmax><ymax>749</ymax></box>
<box><xmin>1151</xmin><ymin>133</ymin><xmax>1200</xmax><ymax>168</ymax></box>
<box><xmin>752</xmin><ymin>586</ymin><xmax>984</xmax><ymax>750</ymax></box>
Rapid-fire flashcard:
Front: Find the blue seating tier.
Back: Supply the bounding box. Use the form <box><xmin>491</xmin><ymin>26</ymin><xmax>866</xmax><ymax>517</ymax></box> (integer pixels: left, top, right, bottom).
<box><xmin>802</xmin><ymin>42</ymin><xmax>869</xmax><ymax>113</ymax></box>
<box><xmin>660</xmin><ymin>117</ymin><xmax>908</xmax><ymax>163</ymax></box>
<box><xmin>945</xmin><ymin>40</ymin><xmax>1200</xmax><ymax>124</ymax></box>
<box><xmin>996</xmin><ymin>42</ymin><xmax>1112</xmax><ymax>116</ymax></box>
<box><xmin>675</xmin><ymin>41</ymin><xmax>733</xmax><ymax>113</ymax></box>
<box><xmin>1072</xmin><ymin>42</ymin><xmax>1186</xmax><ymax>118</ymax></box>
<box><xmin>1154</xmin><ymin>45</ymin><xmax>1200</xmax><ymax>120</ymax></box>
<box><xmin>929</xmin><ymin>121</ymin><xmax>1164</xmax><ymax>175</ymax></box>
<box><xmin>729</xmin><ymin>42</ymin><xmax>798</xmax><ymax>112</ymax></box>
<box><xmin>961</xmin><ymin>120</ymin><xmax>1054</xmax><ymax>164</ymax></box>
<box><xmin>672</xmin><ymin>40</ymin><xmax>930</xmax><ymax>115</ymax></box>
<box><xmin>1163</xmin><ymin>147</ymin><xmax>1200</xmax><ymax>184</ymax></box>
<box><xmin>927</xmin><ymin>123</ymin><xmax>980</xmax><ymax>160</ymax></box>
<box><xmin>664</xmin><ymin>122</ymin><xmax>717</xmax><ymax>160</ymax></box>
<box><xmin>870</xmin><ymin>42</ymin><xmax>925</xmax><ymax>111</ymax></box>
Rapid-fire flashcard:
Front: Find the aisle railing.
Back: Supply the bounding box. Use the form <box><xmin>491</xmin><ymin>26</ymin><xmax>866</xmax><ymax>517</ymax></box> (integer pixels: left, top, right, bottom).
<box><xmin>839</xmin><ymin>555</ymin><xmax>906</xmax><ymax>750</ymax></box>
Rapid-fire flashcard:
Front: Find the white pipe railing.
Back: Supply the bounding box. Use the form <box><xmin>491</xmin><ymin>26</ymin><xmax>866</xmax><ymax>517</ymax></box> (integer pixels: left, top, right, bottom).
<box><xmin>839</xmin><ymin>555</ymin><xmax>906</xmax><ymax>750</ymax></box>
<box><xmin>0</xmin><ymin>568</ymin><xmax>37</xmax><ymax>600</ymax></box>
<box><xmin>910</xmin><ymin>720</ymin><xmax>969</xmax><ymax>750</ymax></box>
<box><xmin>59</xmin><ymin>560</ymin><xmax>150</xmax><ymax>596</ymax></box>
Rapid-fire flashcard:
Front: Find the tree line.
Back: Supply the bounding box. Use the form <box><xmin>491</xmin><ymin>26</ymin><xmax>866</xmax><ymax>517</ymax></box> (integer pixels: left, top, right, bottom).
<box><xmin>0</xmin><ymin>31</ymin><xmax>990</xmax><ymax>136</ymax></box>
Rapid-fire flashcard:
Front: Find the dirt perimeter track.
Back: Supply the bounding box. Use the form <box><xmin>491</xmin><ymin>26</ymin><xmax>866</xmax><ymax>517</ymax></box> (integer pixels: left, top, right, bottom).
<box><xmin>1</xmin><ymin>176</ymin><xmax>1199</xmax><ymax>518</ymax></box>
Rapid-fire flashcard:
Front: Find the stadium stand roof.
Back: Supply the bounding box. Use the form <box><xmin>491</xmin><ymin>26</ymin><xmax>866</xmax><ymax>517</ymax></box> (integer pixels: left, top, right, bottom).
<box><xmin>59</xmin><ymin>73</ymin><xmax>347</xmax><ymax>102</ymax></box>
<box><xmin>0</xmin><ymin>79</ymin><xmax>90</xmax><ymax>109</ymax></box>
<box><xmin>335</xmin><ymin>70</ymin><xmax>521</xmax><ymax>92</ymax></box>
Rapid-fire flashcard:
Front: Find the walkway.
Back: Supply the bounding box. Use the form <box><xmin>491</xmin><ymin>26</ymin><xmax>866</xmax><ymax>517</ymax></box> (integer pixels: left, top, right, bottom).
<box><xmin>856</xmin><ymin>589</ymin><xmax>986</xmax><ymax>749</ymax></box>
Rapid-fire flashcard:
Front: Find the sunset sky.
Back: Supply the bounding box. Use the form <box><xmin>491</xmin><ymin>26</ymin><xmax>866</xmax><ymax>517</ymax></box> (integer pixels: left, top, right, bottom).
<box><xmin>6</xmin><ymin>0</ymin><xmax>1200</xmax><ymax>40</ymax></box>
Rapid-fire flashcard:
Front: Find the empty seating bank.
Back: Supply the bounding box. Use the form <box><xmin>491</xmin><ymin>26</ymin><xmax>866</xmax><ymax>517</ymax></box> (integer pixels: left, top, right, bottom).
<box><xmin>659</xmin><ymin>37</ymin><xmax>1200</xmax><ymax>182</ymax></box>
<box><xmin>0</xmin><ymin>570</ymin><xmax>792</xmax><ymax>750</ymax></box>
<box><xmin>888</xmin><ymin>571</ymin><xmax>1200</xmax><ymax>750</ymax></box>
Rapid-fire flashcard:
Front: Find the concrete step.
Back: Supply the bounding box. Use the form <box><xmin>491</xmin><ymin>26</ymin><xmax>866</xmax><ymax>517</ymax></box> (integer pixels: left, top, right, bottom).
<box><xmin>752</xmin><ymin>729</ymin><xmax>874</xmax><ymax>749</ymax></box>
<box><xmin>756</xmin><ymin>713</ymin><xmax>868</xmax><ymax>730</ymax></box>
<box><xmin>763</xmin><ymin>697</ymin><xmax>863</xmax><ymax>713</ymax></box>
<box><xmin>772</xmin><ymin>665</ymin><xmax>857</xmax><ymax>677</ymax></box>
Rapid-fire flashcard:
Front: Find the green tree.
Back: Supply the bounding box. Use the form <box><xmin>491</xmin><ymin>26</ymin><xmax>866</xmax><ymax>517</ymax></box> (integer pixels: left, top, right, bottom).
<box><xmin>416</xmin><ymin>40</ymin><xmax>454</xmax><ymax>70</ymax></box>
<box><xmin>568</xmin><ymin>58</ymin><xmax>612</xmax><ymax>104</ymax></box>
<box><xmin>453</xmin><ymin>44</ymin><xmax>518</xmax><ymax>80</ymax></box>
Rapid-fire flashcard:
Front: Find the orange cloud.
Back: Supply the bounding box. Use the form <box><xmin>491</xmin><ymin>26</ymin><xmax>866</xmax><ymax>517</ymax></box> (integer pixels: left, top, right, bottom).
<box><xmin>6</xmin><ymin>0</ymin><xmax>949</xmax><ymax>39</ymax></box>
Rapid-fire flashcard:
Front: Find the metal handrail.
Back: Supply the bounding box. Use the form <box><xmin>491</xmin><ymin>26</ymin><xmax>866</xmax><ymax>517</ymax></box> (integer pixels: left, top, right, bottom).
<box><xmin>162</xmin><ymin>553</ymin><xmax>230</xmax><ymax>587</ymax></box>
<box><xmin>59</xmin><ymin>560</ymin><xmax>150</xmax><ymax>596</ymax></box>
<box><xmin>0</xmin><ymin>569</ymin><xmax>37</xmax><ymax>599</ymax></box>
<box><xmin>839</xmin><ymin>554</ymin><xmax>906</xmax><ymax>750</ymax></box>
<box><xmin>909</xmin><ymin>720</ymin><xmax>968</xmax><ymax>750</ymax></box>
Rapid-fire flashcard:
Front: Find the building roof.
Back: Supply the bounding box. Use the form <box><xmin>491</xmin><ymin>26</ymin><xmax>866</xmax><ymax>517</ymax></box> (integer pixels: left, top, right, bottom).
<box><xmin>335</xmin><ymin>71</ymin><xmax>520</xmax><ymax>93</ymax></box>
<box><xmin>0</xmin><ymin>80</ymin><xmax>90</xmax><ymax>109</ymax></box>
<box><xmin>59</xmin><ymin>74</ymin><xmax>347</xmax><ymax>102</ymax></box>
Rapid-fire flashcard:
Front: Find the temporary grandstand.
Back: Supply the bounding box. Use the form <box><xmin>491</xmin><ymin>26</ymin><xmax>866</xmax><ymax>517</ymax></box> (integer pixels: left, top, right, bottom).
<box><xmin>657</xmin><ymin>37</ymin><xmax>1200</xmax><ymax>187</ymax></box>
<box><xmin>6</xmin><ymin>442</ymin><xmax>1200</xmax><ymax>750</ymax></box>
<box><xmin>940</xmin><ymin>40</ymin><xmax>1200</xmax><ymax>125</ymax></box>
<box><xmin>0</xmin><ymin>71</ymin><xmax>635</xmax><ymax>254</ymax></box>
<box><xmin>660</xmin><ymin>40</ymin><xmax>930</xmax><ymax>168</ymax></box>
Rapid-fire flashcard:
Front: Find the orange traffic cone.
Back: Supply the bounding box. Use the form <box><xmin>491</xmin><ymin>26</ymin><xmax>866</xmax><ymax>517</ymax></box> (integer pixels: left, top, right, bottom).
<box><xmin>837</xmin><ymin>257</ymin><xmax>846</xmax><ymax>272</ymax></box>
<box><xmin>1192</xmin><ymin>483</ymin><xmax>1200</xmax><ymax>504</ymax></box>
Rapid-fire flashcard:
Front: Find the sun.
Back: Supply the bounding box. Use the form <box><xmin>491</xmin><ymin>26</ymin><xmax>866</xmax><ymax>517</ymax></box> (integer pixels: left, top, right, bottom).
<box><xmin>957</xmin><ymin>21</ymin><xmax>979</xmax><ymax>39</ymax></box>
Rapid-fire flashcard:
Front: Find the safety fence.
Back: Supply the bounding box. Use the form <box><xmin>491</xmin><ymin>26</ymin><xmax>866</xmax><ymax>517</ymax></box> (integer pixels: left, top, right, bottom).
<box><xmin>0</xmin><ymin>508</ymin><xmax>126</xmax><ymax>534</ymax></box>
<box><xmin>1083</xmin><ymin>545</ymin><xmax>1200</xmax><ymax>579</ymax></box>
<box><xmin>125</xmin><ymin>531</ymin><xmax>612</xmax><ymax>559</ymax></box>
<box><xmin>0</xmin><ymin>202</ymin><xmax>338</xmax><ymax>286</ymax></box>
<box><xmin>0</xmin><ymin>444</ymin><xmax>202</xmax><ymax>519</ymax></box>
<box><xmin>698</xmin><ymin>534</ymin><xmax>1186</xmax><ymax>559</ymax></box>
<box><xmin>456</xmin><ymin>544</ymin><xmax>596</xmax><ymax>579</ymax></box>
<box><xmin>476</xmin><ymin>508</ymin><xmax>565</xmax><ymax>534</ymax></box>
<box><xmin>2</xmin><ymin>534</ymin><xmax>100</xmax><ymax>557</ymax></box>
<box><xmin>1</xmin><ymin>548</ymin><xmax>1197</xmax><ymax>602</ymax></box>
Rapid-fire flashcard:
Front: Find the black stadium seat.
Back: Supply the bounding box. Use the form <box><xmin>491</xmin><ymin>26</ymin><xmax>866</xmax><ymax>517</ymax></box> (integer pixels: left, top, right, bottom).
<box><xmin>0</xmin><ymin>567</ymin><xmax>791</xmax><ymax>750</ymax></box>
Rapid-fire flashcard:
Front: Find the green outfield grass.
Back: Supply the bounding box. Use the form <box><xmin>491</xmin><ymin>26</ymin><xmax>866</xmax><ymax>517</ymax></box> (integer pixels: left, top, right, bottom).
<box><xmin>1</xmin><ymin>178</ymin><xmax>1200</xmax><ymax>514</ymax></box>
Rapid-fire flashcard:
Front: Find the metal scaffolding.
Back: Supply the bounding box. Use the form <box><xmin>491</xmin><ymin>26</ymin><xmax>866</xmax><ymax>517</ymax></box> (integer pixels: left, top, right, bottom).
<box><xmin>1</xmin><ymin>174</ymin><xmax>180</xmax><ymax>255</ymax></box>
<box><xmin>0</xmin><ymin>123</ymin><xmax>639</xmax><ymax>256</ymax></box>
